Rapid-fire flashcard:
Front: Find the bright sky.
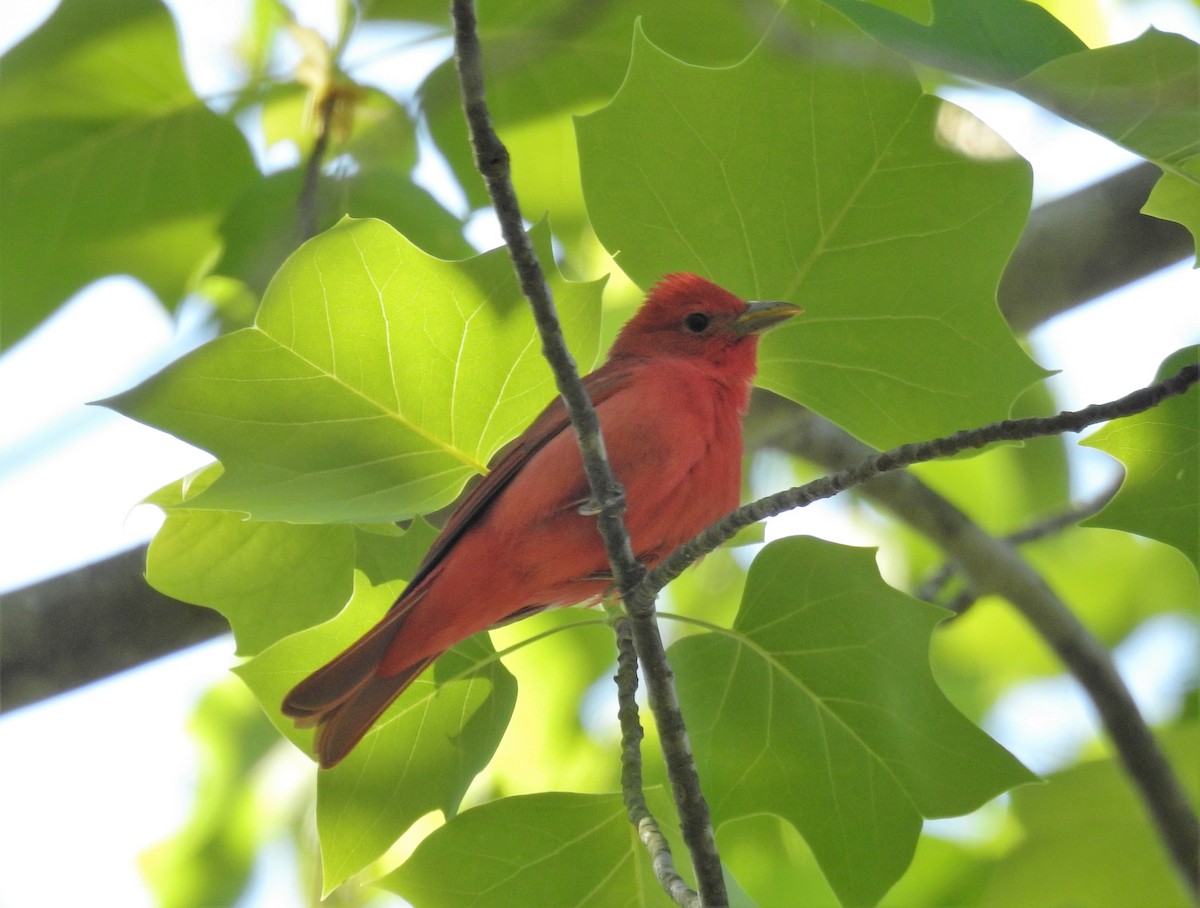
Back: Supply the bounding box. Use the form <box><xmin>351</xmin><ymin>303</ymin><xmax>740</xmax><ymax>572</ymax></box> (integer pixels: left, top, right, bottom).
<box><xmin>1</xmin><ymin>2</ymin><xmax>1198</xmax><ymax>907</ymax></box>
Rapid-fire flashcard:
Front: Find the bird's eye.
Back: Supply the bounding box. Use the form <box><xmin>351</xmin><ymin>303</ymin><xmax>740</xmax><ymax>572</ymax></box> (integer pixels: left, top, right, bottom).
<box><xmin>683</xmin><ymin>312</ymin><xmax>711</xmax><ymax>333</ymax></box>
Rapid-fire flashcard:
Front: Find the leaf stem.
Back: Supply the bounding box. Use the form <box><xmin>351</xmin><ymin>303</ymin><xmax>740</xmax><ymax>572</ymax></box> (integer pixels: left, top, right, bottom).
<box><xmin>449</xmin><ymin>2</ymin><xmax>727</xmax><ymax>903</ymax></box>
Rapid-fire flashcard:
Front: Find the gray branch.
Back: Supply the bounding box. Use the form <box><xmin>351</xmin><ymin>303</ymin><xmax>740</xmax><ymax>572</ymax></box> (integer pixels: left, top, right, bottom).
<box><xmin>658</xmin><ymin>371</ymin><xmax>1200</xmax><ymax>898</ymax></box>
<box><xmin>999</xmin><ymin>162</ymin><xmax>1192</xmax><ymax>334</ymax></box>
<box><xmin>449</xmin><ymin>1</ymin><xmax>726</xmax><ymax>903</ymax></box>
<box><xmin>0</xmin><ymin>546</ymin><xmax>227</xmax><ymax>712</ymax></box>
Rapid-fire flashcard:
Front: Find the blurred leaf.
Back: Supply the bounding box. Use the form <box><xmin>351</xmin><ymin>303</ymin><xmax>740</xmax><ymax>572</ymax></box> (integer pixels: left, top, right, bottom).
<box><xmin>1018</xmin><ymin>29</ymin><xmax>1200</xmax><ymax>182</ymax></box>
<box><xmin>934</xmin><ymin>529</ymin><xmax>1199</xmax><ymax>693</ymax></box>
<box><xmin>236</xmin><ymin>571</ymin><xmax>516</xmax><ymax>892</ymax></box>
<box><xmin>145</xmin><ymin>464</ymin><xmax>439</xmax><ymax>653</ymax></box>
<box><xmin>420</xmin><ymin>0</ymin><xmax>767</xmax><ymax>212</ymax></box>
<box><xmin>578</xmin><ymin>17</ymin><xmax>1046</xmax><ymax>451</ymax></box>
<box><xmin>261</xmin><ymin>83</ymin><xmax>418</xmax><ymax>171</ymax></box>
<box><xmin>823</xmin><ymin>0</ymin><xmax>1085</xmax><ymax>82</ymax></box>
<box><xmin>0</xmin><ymin>0</ymin><xmax>257</xmax><ymax>348</ymax></box>
<box><xmin>213</xmin><ymin>167</ymin><xmax>470</xmax><ymax>297</ymax></box>
<box><xmin>141</xmin><ymin>678</ymin><xmax>281</xmax><ymax>908</ymax></box>
<box><xmin>380</xmin><ymin>791</ymin><xmax>681</xmax><ymax>907</ymax></box>
<box><xmin>671</xmin><ymin>536</ymin><xmax>1036</xmax><ymax>906</ymax></box>
<box><xmin>1144</xmin><ymin>172</ymin><xmax>1200</xmax><ymax>260</ymax></box>
<box><xmin>1082</xmin><ymin>346</ymin><xmax>1200</xmax><ymax>569</ymax></box>
<box><xmin>485</xmin><ymin>610</ymin><xmax>620</xmax><ymax>797</ymax></box>
<box><xmin>104</xmin><ymin>218</ymin><xmax>604</xmax><ymax>523</ymax></box>
<box><xmin>981</xmin><ymin>724</ymin><xmax>1200</xmax><ymax>908</ymax></box>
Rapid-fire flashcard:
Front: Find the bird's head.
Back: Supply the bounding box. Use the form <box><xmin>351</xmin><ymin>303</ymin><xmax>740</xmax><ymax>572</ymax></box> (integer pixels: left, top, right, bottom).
<box><xmin>609</xmin><ymin>273</ymin><xmax>801</xmax><ymax>380</ymax></box>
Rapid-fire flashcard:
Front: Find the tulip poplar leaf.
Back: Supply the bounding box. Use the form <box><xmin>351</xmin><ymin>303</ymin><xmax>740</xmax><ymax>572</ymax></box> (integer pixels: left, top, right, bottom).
<box><xmin>1017</xmin><ymin>30</ymin><xmax>1200</xmax><ymax>182</ymax></box>
<box><xmin>381</xmin><ymin>792</ymin><xmax>677</xmax><ymax>907</ymax></box>
<box><xmin>104</xmin><ymin>218</ymin><xmax>604</xmax><ymax>523</ymax></box>
<box><xmin>1082</xmin><ymin>346</ymin><xmax>1200</xmax><ymax>570</ymax></box>
<box><xmin>0</xmin><ymin>0</ymin><xmax>257</xmax><ymax>349</ymax></box>
<box><xmin>235</xmin><ymin>563</ymin><xmax>515</xmax><ymax>893</ymax></box>
<box><xmin>578</xmin><ymin>17</ymin><xmax>1046</xmax><ymax>450</ymax></box>
<box><xmin>143</xmin><ymin>464</ymin><xmax>442</xmax><ymax>654</ymax></box>
<box><xmin>670</xmin><ymin>536</ymin><xmax>1036</xmax><ymax>906</ymax></box>
<box><xmin>981</xmin><ymin>725</ymin><xmax>1200</xmax><ymax>908</ymax></box>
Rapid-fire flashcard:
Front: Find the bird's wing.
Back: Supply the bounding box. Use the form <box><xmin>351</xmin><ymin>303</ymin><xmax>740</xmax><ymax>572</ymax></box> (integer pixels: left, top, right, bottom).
<box><xmin>403</xmin><ymin>361</ymin><xmax>634</xmax><ymax>592</ymax></box>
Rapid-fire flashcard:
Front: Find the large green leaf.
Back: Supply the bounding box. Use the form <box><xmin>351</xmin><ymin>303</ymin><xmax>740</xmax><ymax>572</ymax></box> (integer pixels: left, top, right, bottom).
<box><xmin>0</xmin><ymin>0</ymin><xmax>257</xmax><ymax>348</ymax></box>
<box><xmin>380</xmin><ymin>792</ymin><xmax>671</xmax><ymax>907</ymax></box>
<box><xmin>143</xmin><ymin>464</ymin><xmax>440</xmax><ymax>654</ymax></box>
<box><xmin>420</xmin><ymin>0</ymin><xmax>768</xmax><ymax>212</ymax></box>
<box><xmin>104</xmin><ymin>218</ymin><xmax>604</xmax><ymax>523</ymax></box>
<box><xmin>213</xmin><ymin>167</ymin><xmax>471</xmax><ymax>298</ymax></box>
<box><xmin>236</xmin><ymin>571</ymin><xmax>517</xmax><ymax>892</ymax></box>
<box><xmin>577</xmin><ymin>18</ymin><xmax>1046</xmax><ymax>450</ymax></box>
<box><xmin>981</xmin><ymin>724</ymin><xmax>1200</xmax><ymax>908</ymax></box>
<box><xmin>1082</xmin><ymin>346</ymin><xmax>1200</xmax><ymax>570</ymax></box>
<box><xmin>1017</xmin><ymin>29</ymin><xmax>1200</xmax><ymax>182</ymax></box>
<box><xmin>823</xmin><ymin>0</ymin><xmax>1085</xmax><ymax>82</ymax></box>
<box><xmin>671</xmin><ymin>536</ymin><xmax>1036</xmax><ymax>906</ymax></box>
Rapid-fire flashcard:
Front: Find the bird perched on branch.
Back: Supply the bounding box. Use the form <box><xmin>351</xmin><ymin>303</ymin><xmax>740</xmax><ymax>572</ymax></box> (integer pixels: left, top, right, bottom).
<box><xmin>283</xmin><ymin>273</ymin><xmax>800</xmax><ymax>767</ymax></box>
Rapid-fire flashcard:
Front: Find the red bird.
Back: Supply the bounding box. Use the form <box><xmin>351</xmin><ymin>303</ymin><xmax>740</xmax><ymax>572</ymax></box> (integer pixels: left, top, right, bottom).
<box><xmin>283</xmin><ymin>273</ymin><xmax>800</xmax><ymax>767</ymax></box>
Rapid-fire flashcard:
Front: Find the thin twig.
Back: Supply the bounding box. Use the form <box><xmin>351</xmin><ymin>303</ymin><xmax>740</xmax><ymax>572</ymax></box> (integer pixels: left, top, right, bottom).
<box><xmin>649</xmin><ymin>363</ymin><xmax>1198</xmax><ymax>592</ymax></box>
<box><xmin>448</xmin><ymin>2</ymin><xmax>727</xmax><ymax>903</ymax></box>
<box><xmin>297</xmin><ymin>88</ymin><xmax>338</xmax><ymax>242</ymax></box>
<box><xmin>916</xmin><ymin>480</ymin><xmax>1122</xmax><ymax>614</ymax></box>
<box><xmin>612</xmin><ymin>612</ymin><xmax>699</xmax><ymax>907</ymax></box>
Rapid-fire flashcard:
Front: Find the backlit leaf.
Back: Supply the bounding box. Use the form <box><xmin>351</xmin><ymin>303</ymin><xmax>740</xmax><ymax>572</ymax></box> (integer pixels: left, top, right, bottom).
<box><xmin>235</xmin><ymin>569</ymin><xmax>516</xmax><ymax>892</ymax></box>
<box><xmin>105</xmin><ymin>218</ymin><xmax>604</xmax><ymax>523</ymax></box>
<box><xmin>0</xmin><ymin>0</ymin><xmax>257</xmax><ymax>348</ymax></box>
<box><xmin>380</xmin><ymin>792</ymin><xmax>668</xmax><ymax>908</ymax></box>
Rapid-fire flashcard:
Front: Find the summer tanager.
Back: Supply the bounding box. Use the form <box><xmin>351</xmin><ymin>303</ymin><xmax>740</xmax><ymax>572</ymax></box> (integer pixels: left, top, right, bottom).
<box><xmin>283</xmin><ymin>273</ymin><xmax>800</xmax><ymax>767</ymax></box>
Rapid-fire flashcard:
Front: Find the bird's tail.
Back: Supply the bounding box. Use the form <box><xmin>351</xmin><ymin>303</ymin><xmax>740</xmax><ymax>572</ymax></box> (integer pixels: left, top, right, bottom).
<box><xmin>282</xmin><ymin>596</ymin><xmax>436</xmax><ymax>768</ymax></box>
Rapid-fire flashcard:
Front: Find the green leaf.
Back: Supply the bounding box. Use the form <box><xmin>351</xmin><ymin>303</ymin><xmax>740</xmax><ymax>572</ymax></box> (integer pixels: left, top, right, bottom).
<box><xmin>0</xmin><ymin>0</ymin><xmax>257</xmax><ymax>348</ymax></box>
<box><xmin>144</xmin><ymin>465</ymin><xmax>441</xmax><ymax>654</ymax></box>
<box><xmin>141</xmin><ymin>677</ymin><xmax>280</xmax><ymax>908</ymax></box>
<box><xmin>213</xmin><ymin>167</ymin><xmax>471</xmax><ymax>297</ymax></box>
<box><xmin>1145</xmin><ymin>172</ymin><xmax>1200</xmax><ymax>261</ymax></box>
<box><xmin>380</xmin><ymin>792</ymin><xmax>672</xmax><ymax>907</ymax></box>
<box><xmin>104</xmin><ymin>217</ymin><xmax>604</xmax><ymax>523</ymax></box>
<box><xmin>235</xmin><ymin>571</ymin><xmax>517</xmax><ymax>892</ymax></box>
<box><xmin>1017</xmin><ymin>29</ymin><xmax>1200</xmax><ymax>182</ymax></box>
<box><xmin>671</xmin><ymin>536</ymin><xmax>1036</xmax><ymax>906</ymax></box>
<box><xmin>822</xmin><ymin>0</ymin><xmax>1085</xmax><ymax>82</ymax></box>
<box><xmin>981</xmin><ymin>724</ymin><xmax>1200</xmax><ymax>908</ymax></box>
<box><xmin>419</xmin><ymin>0</ymin><xmax>768</xmax><ymax>211</ymax></box>
<box><xmin>1082</xmin><ymin>346</ymin><xmax>1200</xmax><ymax>569</ymax></box>
<box><xmin>933</xmin><ymin>529</ymin><xmax>1199</xmax><ymax>694</ymax></box>
<box><xmin>577</xmin><ymin>18</ymin><xmax>1046</xmax><ymax>450</ymax></box>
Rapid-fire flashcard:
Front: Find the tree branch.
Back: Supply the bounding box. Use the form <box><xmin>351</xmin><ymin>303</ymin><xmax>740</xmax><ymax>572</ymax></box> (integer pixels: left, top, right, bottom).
<box><xmin>999</xmin><ymin>163</ymin><xmax>1192</xmax><ymax>334</ymax></box>
<box><xmin>449</xmin><ymin>2</ymin><xmax>727</xmax><ymax>903</ymax></box>
<box><xmin>915</xmin><ymin>481</ymin><xmax>1121</xmax><ymax>614</ymax></box>
<box><xmin>612</xmin><ymin>611</ymin><xmax>699</xmax><ymax>907</ymax></box>
<box><xmin>648</xmin><ymin>363</ymin><xmax>1198</xmax><ymax>591</ymax></box>
<box><xmin>785</xmin><ymin>411</ymin><xmax>1200</xmax><ymax>899</ymax></box>
<box><xmin>10</xmin><ymin>160</ymin><xmax>1183</xmax><ymax>709</ymax></box>
<box><xmin>655</xmin><ymin>368</ymin><xmax>1200</xmax><ymax>897</ymax></box>
<box><xmin>0</xmin><ymin>546</ymin><xmax>227</xmax><ymax>712</ymax></box>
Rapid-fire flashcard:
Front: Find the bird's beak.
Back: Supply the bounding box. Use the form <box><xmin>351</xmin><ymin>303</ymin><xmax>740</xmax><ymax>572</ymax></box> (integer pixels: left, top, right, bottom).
<box><xmin>734</xmin><ymin>300</ymin><xmax>803</xmax><ymax>336</ymax></box>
